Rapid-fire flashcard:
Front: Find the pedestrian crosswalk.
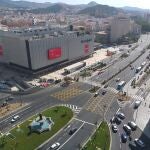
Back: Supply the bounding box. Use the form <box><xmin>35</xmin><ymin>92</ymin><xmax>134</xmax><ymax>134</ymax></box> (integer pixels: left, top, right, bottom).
<box><xmin>60</xmin><ymin>104</ymin><xmax>82</xmax><ymax>114</ymax></box>
<box><xmin>131</xmin><ymin>95</ymin><xmax>144</xmax><ymax>101</ymax></box>
<box><xmin>107</xmin><ymin>87</ymin><xmax>118</xmax><ymax>94</ymax></box>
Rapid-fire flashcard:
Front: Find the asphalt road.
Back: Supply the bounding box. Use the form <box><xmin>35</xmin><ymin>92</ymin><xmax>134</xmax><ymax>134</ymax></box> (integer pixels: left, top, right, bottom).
<box><xmin>90</xmin><ymin>34</ymin><xmax>150</xmax><ymax>85</ymax></box>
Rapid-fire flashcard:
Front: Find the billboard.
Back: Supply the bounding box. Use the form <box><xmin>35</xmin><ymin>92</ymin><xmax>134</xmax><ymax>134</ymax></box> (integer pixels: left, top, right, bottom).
<box><xmin>48</xmin><ymin>48</ymin><xmax>61</xmax><ymax>59</ymax></box>
<box><xmin>0</xmin><ymin>45</ymin><xmax>3</xmax><ymax>56</ymax></box>
<box><xmin>84</xmin><ymin>43</ymin><xmax>89</xmax><ymax>53</ymax></box>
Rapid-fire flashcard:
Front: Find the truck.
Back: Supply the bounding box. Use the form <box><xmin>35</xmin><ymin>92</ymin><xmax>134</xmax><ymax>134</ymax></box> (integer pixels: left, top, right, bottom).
<box><xmin>64</xmin><ymin>62</ymin><xmax>86</xmax><ymax>74</ymax></box>
<box><xmin>117</xmin><ymin>81</ymin><xmax>126</xmax><ymax>90</ymax></box>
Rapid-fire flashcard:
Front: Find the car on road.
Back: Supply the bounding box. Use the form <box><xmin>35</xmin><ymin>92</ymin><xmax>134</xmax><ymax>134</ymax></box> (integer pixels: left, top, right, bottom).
<box><xmin>69</xmin><ymin>128</ymin><xmax>77</xmax><ymax>135</ymax></box>
<box><xmin>134</xmin><ymin>100</ymin><xmax>141</xmax><ymax>109</ymax></box>
<box><xmin>121</xmin><ymin>133</ymin><xmax>127</xmax><ymax>143</ymax></box>
<box><xmin>94</xmin><ymin>92</ymin><xmax>99</xmax><ymax>97</ymax></box>
<box><xmin>116</xmin><ymin>78</ymin><xmax>120</xmax><ymax>82</ymax></box>
<box><xmin>115</xmin><ymin>117</ymin><xmax>122</xmax><ymax>124</ymax></box>
<box><xmin>134</xmin><ymin>139</ymin><xmax>145</xmax><ymax>148</ymax></box>
<box><xmin>117</xmin><ymin>112</ymin><xmax>125</xmax><ymax>119</ymax></box>
<box><xmin>50</xmin><ymin>142</ymin><xmax>60</xmax><ymax>150</ymax></box>
<box><xmin>112</xmin><ymin>124</ymin><xmax>118</xmax><ymax>133</ymax></box>
<box><xmin>123</xmin><ymin>124</ymin><xmax>131</xmax><ymax>135</ymax></box>
<box><xmin>102</xmin><ymin>90</ymin><xmax>107</xmax><ymax>95</ymax></box>
<box><xmin>11</xmin><ymin>115</ymin><xmax>20</xmax><ymax>123</ymax></box>
<box><xmin>128</xmin><ymin>121</ymin><xmax>137</xmax><ymax>130</ymax></box>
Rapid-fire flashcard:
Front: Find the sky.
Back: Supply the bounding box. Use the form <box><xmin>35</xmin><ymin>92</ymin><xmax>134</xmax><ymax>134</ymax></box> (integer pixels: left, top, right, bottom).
<box><xmin>14</xmin><ymin>0</ymin><xmax>150</xmax><ymax>9</ymax></box>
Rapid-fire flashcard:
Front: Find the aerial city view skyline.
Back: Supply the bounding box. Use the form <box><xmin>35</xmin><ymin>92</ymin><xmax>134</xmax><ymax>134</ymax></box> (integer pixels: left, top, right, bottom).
<box><xmin>14</xmin><ymin>0</ymin><xmax>150</xmax><ymax>9</ymax></box>
<box><xmin>0</xmin><ymin>0</ymin><xmax>150</xmax><ymax>150</ymax></box>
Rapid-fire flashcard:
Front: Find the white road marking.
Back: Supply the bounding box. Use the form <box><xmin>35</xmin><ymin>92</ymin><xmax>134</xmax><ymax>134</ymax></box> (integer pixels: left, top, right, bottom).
<box><xmin>0</xmin><ymin>106</ymin><xmax>31</xmax><ymax>124</ymax></box>
<box><xmin>57</xmin><ymin>122</ymin><xmax>85</xmax><ymax>150</ymax></box>
<box><xmin>73</xmin><ymin>118</ymin><xmax>96</xmax><ymax>126</ymax></box>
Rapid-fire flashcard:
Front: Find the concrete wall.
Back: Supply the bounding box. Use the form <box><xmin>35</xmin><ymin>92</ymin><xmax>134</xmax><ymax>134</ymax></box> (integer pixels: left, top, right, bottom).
<box><xmin>1</xmin><ymin>36</ymin><xmax>29</xmax><ymax>68</ymax></box>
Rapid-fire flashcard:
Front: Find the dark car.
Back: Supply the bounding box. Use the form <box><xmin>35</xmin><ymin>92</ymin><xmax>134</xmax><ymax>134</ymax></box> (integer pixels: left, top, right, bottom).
<box><xmin>47</xmin><ymin>79</ymin><xmax>54</xmax><ymax>83</ymax></box>
<box><xmin>134</xmin><ymin>139</ymin><xmax>145</xmax><ymax>148</ymax></box>
<box><xmin>121</xmin><ymin>133</ymin><xmax>127</xmax><ymax>143</ymax></box>
<box><xmin>69</xmin><ymin>128</ymin><xmax>77</xmax><ymax>135</ymax></box>
<box><xmin>103</xmin><ymin>84</ymin><xmax>108</xmax><ymax>88</ymax></box>
<box><xmin>117</xmin><ymin>112</ymin><xmax>125</xmax><ymax>120</ymax></box>
<box><xmin>102</xmin><ymin>90</ymin><xmax>107</xmax><ymax>95</ymax></box>
<box><xmin>115</xmin><ymin>117</ymin><xmax>122</xmax><ymax>124</ymax></box>
<box><xmin>55</xmin><ymin>79</ymin><xmax>61</xmax><ymax>84</ymax></box>
<box><xmin>123</xmin><ymin>124</ymin><xmax>131</xmax><ymax>135</ymax></box>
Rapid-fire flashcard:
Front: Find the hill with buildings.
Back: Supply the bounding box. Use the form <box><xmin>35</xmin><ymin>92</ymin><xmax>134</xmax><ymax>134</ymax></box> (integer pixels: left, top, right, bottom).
<box><xmin>78</xmin><ymin>4</ymin><xmax>123</xmax><ymax>18</ymax></box>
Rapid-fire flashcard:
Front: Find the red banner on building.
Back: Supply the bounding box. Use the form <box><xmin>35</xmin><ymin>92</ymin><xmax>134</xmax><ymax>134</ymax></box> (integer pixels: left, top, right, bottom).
<box><xmin>48</xmin><ymin>48</ymin><xmax>61</xmax><ymax>59</ymax></box>
<box><xmin>84</xmin><ymin>43</ymin><xmax>89</xmax><ymax>53</ymax></box>
<box><xmin>0</xmin><ymin>46</ymin><xmax>3</xmax><ymax>56</ymax></box>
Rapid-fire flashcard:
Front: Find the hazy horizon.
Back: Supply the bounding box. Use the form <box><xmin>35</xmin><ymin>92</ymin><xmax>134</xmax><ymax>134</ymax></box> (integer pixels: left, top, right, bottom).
<box><xmin>13</xmin><ymin>0</ymin><xmax>150</xmax><ymax>9</ymax></box>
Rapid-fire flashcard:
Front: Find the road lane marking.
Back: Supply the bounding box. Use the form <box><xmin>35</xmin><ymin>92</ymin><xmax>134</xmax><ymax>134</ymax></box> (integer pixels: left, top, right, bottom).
<box><xmin>0</xmin><ymin>106</ymin><xmax>31</xmax><ymax>124</ymax></box>
<box><xmin>73</xmin><ymin>118</ymin><xmax>96</xmax><ymax>126</ymax></box>
<box><xmin>55</xmin><ymin>122</ymin><xmax>85</xmax><ymax>150</ymax></box>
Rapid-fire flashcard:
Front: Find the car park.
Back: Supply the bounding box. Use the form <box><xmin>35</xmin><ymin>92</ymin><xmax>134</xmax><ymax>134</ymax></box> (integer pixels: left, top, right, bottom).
<box><xmin>123</xmin><ymin>124</ymin><xmax>131</xmax><ymax>135</ymax></box>
<box><xmin>134</xmin><ymin>139</ymin><xmax>145</xmax><ymax>148</ymax></box>
<box><xmin>121</xmin><ymin>133</ymin><xmax>127</xmax><ymax>143</ymax></box>
<box><xmin>112</xmin><ymin>124</ymin><xmax>118</xmax><ymax>133</ymax></box>
<box><xmin>50</xmin><ymin>142</ymin><xmax>60</xmax><ymax>150</ymax></box>
<box><xmin>117</xmin><ymin>112</ymin><xmax>125</xmax><ymax>119</ymax></box>
<box><xmin>69</xmin><ymin>128</ymin><xmax>77</xmax><ymax>135</ymax></box>
<box><xmin>11</xmin><ymin>115</ymin><xmax>20</xmax><ymax>123</ymax></box>
<box><xmin>128</xmin><ymin>121</ymin><xmax>137</xmax><ymax>130</ymax></box>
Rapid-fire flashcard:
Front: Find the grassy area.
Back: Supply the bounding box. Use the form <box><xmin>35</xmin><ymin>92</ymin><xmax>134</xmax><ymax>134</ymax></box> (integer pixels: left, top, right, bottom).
<box><xmin>83</xmin><ymin>121</ymin><xmax>110</xmax><ymax>150</ymax></box>
<box><xmin>0</xmin><ymin>106</ymin><xmax>73</xmax><ymax>150</ymax></box>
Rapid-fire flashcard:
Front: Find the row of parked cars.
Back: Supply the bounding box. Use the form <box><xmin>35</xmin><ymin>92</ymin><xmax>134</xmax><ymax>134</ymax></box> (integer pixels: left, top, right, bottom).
<box><xmin>111</xmin><ymin>112</ymin><xmax>145</xmax><ymax>148</ymax></box>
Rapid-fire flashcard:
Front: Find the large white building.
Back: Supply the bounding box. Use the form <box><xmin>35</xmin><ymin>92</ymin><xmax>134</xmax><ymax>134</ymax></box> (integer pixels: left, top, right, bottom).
<box><xmin>110</xmin><ymin>14</ymin><xmax>141</xmax><ymax>42</ymax></box>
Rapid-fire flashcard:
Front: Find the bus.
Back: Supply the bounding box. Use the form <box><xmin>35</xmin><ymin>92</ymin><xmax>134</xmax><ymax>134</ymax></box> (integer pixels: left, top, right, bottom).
<box><xmin>135</xmin><ymin>66</ymin><xmax>142</xmax><ymax>73</ymax></box>
<box><xmin>117</xmin><ymin>81</ymin><xmax>126</xmax><ymax>90</ymax></box>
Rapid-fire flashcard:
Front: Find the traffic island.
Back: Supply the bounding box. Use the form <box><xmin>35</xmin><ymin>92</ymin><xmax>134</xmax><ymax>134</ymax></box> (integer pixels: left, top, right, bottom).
<box><xmin>82</xmin><ymin>121</ymin><xmax>110</xmax><ymax>150</ymax></box>
<box><xmin>0</xmin><ymin>106</ymin><xmax>73</xmax><ymax>150</ymax></box>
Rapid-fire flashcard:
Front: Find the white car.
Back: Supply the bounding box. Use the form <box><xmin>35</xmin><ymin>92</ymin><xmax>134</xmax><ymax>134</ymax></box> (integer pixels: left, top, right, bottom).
<box><xmin>50</xmin><ymin>142</ymin><xmax>60</xmax><ymax>150</ymax></box>
<box><xmin>134</xmin><ymin>100</ymin><xmax>141</xmax><ymax>109</ymax></box>
<box><xmin>11</xmin><ymin>115</ymin><xmax>20</xmax><ymax>123</ymax></box>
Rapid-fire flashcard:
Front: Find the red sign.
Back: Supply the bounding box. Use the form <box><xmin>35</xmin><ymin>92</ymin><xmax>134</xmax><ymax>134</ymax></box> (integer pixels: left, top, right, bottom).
<box><xmin>48</xmin><ymin>48</ymin><xmax>61</xmax><ymax>59</ymax></box>
<box><xmin>84</xmin><ymin>43</ymin><xmax>89</xmax><ymax>53</ymax></box>
<box><xmin>0</xmin><ymin>45</ymin><xmax>3</xmax><ymax>56</ymax></box>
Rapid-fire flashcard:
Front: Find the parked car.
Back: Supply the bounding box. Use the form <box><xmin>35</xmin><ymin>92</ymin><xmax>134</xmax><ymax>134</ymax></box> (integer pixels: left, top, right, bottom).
<box><xmin>121</xmin><ymin>133</ymin><xmax>127</xmax><ymax>143</ymax></box>
<box><xmin>112</xmin><ymin>124</ymin><xmax>118</xmax><ymax>133</ymax></box>
<box><xmin>47</xmin><ymin>79</ymin><xmax>54</xmax><ymax>83</ymax></box>
<box><xmin>134</xmin><ymin>100</ymin><xmax>141</xmax><ymax>109</ymax></box>
<box><xmin>116</xmin><ymin>78</ymin><xmax>120</xmax><ymax>82</ymax></box>
<box><xmin>115</xmin><ymin>117</ymin><xmax>122</xmax><ymax>124</ymax></box>
<box><xmin>102</xmin><ymin>90</ymin><xmax>107</xmax><ymax>95</ymax></box>
<box><xmin>94</xmin><ymin>92</ymin><xmax>99</xmax><ymax>97</ymax></box>
<box><xmin>69</xmin><ymin>128</ymin><xmax>77</xmax><ymax>135</ymax></box>
<box><xmin>50</xmin><ymin>142</ymin><xmax>60</xmax><ymax>150</ymax></box>
<box><xmin>117</xmin><ymin>112</ymin><xmax>125</xmax><ymax>119</ymax></box>
<box><xmin>55</xmin><ymin>79</ymin><xmax>61</xmax><ymax>84</ymax></box>
<box><xmin>123</xmin><ymin>124</ymin><xmax>131</xmax><ymax>135</ymax></box>
<box><xmin>134</xmin><ymin>139</ymin><xmax>145</xmax><ymax>148</ymax></box>
<box><xmin>128</xmin><ymin>121</ymin><xmax>137</xmax><ymax>130</ymax></box>
<box><xmin>11</xmin><ymin>115</ymin><xmax>20</xmax><ymax>123</ymax></box>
